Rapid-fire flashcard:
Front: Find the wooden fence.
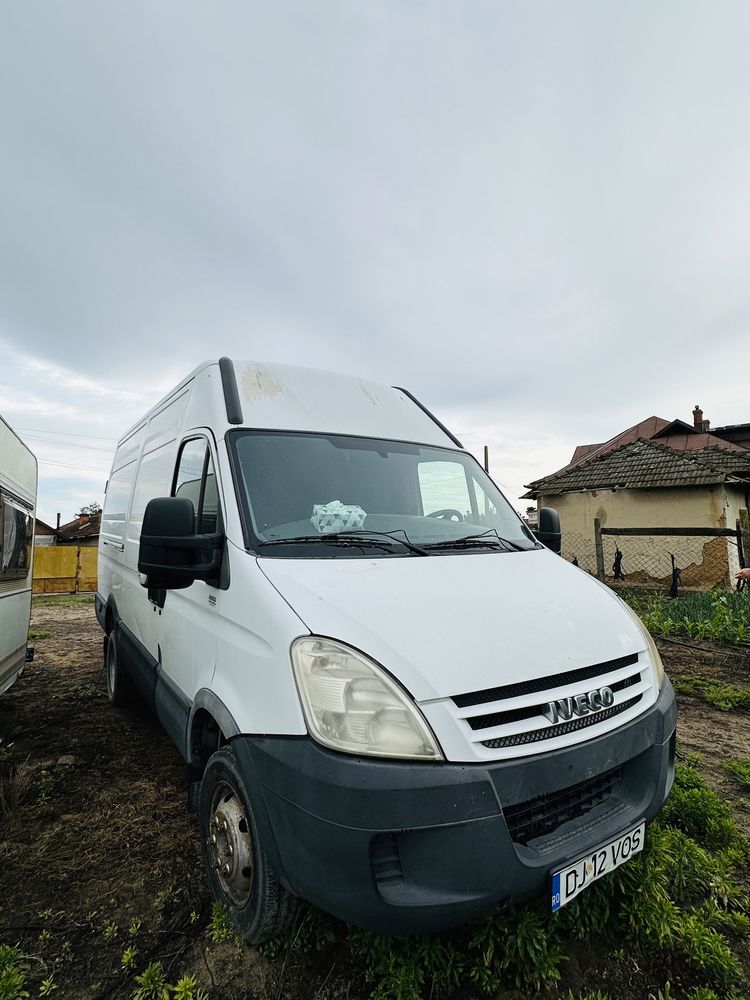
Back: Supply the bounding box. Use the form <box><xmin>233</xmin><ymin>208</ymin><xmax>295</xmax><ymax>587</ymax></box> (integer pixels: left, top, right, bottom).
<box><xmin>32</xmin><ymin>546</ymin><xmax>98</xmax><ymax>595</ymax></box>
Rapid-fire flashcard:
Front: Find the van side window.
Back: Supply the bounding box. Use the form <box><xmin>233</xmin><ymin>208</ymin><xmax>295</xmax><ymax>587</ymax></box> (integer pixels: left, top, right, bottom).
<box><xmin>172</xmin><ymin>438</ymin><xmax>221</xmax><ymax>535</ymax></box>
<box><xmin>102</xmin><ymin>461</ymin><xmax>136</xmax><ymax>544</ymax></box>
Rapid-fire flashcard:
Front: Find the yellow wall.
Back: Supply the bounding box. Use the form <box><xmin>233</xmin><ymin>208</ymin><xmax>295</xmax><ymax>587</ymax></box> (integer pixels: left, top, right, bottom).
<box><xmin>32</xmin><ymin>545</ymin><xmax>98</xmax><ymax>594</ymax></box>
<box><xmin>539</xmin><ymin>485</ymin><xmax>744</xmax><ymax>587</ymax></box>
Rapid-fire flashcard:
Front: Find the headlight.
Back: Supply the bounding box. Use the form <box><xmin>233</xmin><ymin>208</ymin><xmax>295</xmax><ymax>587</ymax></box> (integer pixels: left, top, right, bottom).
<box><xmin>619</xmin><ymin>600</ymin><xmax>665</xmax><ymax>689</ymax></box>
<box><xmin>291</xmin><ymin>637</ymin><xmax>443</xmax><ymax>760</ymax></box>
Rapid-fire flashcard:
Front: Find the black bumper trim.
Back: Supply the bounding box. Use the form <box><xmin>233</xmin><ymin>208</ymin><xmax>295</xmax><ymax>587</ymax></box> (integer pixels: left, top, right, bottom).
<box><xmin>230</xmin><ymin>678</ymin><xmax>676</xmax><ymax>934</ymax></box>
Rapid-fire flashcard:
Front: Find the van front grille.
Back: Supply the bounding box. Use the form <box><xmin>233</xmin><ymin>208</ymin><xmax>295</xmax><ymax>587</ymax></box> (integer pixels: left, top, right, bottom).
<box><xmin>452</xmin><ymin>653</ymin><xmax>639</xmax><ymax>708</ymax></box>
<box><xmin>447</xmin><ymin>651</ymin><xmax>652</xmax><ymax>757</ymax></box>
<box><xmin>467</xmin><ymin>673</ymin><xmax>641</xmax><ymax>732</ymax></box>
<box><xmin>504</xmin><ymin>766</ymin><xmax>624</xmax><ymax>846</ymax></box>
<box><xmin>481</xmin><ymin>695</ymin><xmax>642</xmax><ymax>749</ymax></box>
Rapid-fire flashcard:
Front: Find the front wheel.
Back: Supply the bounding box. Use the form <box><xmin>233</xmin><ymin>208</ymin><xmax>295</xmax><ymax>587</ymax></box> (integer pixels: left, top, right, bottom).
<box><xmin>198</xmin><ymin>746</ymin><xmax>299</xmax><ymax>943</ymax></box>
<box><xmin>105</xmin><ymin>630</ymin><xmax>135</xmax><ymax>706</ymax></box>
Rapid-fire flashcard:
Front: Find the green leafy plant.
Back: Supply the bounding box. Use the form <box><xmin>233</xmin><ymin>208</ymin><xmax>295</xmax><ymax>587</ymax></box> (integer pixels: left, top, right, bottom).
<box><xmin>467</xmin><ymin>906</ymin><xmax>563</xmax><ymax>993</ymax></box>
<box><xmin>725</xmin><ymin>756</ymin><xmax>750</xmax><ymax>789</ymax></box>
<box><xmin>0</xmin><ymin>944</ymin><xmax>29</xmax><ymax>1000</ymax></box>
<box><xmin>131</xmin><ymin>962</ymin><xmax>170</xmax><ymax>1000</ymax></box>
<box><xmin>623</xmin><ymin>589</ymin><xmax>750</xmax><ymax>644</ymax></box>
<box><xmin>38</xmin><ymin>980</ymin><xmax>58</xmax><ymax>996</ymax></box>
<box><xmin>676</xmin><ymin>911</ymin><xmax>742</xmax><ymax>992</ymax></box>
<box><xmin>659</xmin><ymin>766</ymin><xmax>736</xmax><ymax>849</ymax></box>
<box><xmin>102</xmin><ymin>921</ymin><xmax>118</xmax><ymax>941</ymax></box>
<box><xmin>121</xmin><ymin>945</ymin><xmax>138</xmax><ymax>969</ymax></box>
<box><xmin>563</xmin><ymin>992</ymin><xmax>611</xmax><ymax>1000</ymax></box>
<box><xmin>37</xmin><ymin>773</ymin><xmax>54</xmax><ymax>808</ymax></box>
<box><xmin>673</xmin><ymin>676</ymin><xmax>750</xmax><ymax>712</ymax></box>
<box><xmin>207</xmin><ymin>901</ymin><xmax>237</xmax><ymax>944</ymax></box>
<box><xmin>171</xmin><ymin>975</ymin><xmax>208</xmax><ymax>1000</ymax></box>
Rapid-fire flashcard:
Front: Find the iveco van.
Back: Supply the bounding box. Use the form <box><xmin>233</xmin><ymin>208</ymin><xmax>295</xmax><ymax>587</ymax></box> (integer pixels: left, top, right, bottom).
<box><xmin>1</xmin><ymin>415</ymin><xmax>36</xmax><ymax>696</ymax></box>
<box><xmin>96</xmin><ymin>358</ymin><xmax>676</xmax><ymax>942</ymax></box>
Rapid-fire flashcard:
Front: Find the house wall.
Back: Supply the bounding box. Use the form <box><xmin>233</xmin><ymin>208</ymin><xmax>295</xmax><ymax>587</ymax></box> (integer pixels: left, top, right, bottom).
<box><xmin>538</xmin><ymin>484</ymin><xmax>742</xmax><ymax>587</ymax></box>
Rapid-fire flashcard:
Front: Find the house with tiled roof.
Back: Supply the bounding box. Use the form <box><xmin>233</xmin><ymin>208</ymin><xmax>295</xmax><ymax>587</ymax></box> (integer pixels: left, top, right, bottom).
<box><xmin>56</xmin><ymin>512</ymin><xmax>101</xmax><ymax>546</ymax></box>
<box><xmin>523</xmin><ymin>406</ymin><xmax>750</xmax><ymax>587</ymax></box>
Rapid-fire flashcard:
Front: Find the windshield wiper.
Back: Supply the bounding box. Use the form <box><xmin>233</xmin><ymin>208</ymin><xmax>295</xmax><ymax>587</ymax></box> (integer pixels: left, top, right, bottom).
<box><xmin>258</xmin><ymin>530</ymin><xmax>428</xmax><ymax>556</ymax></box>
<box><xmin>422</xmin><ymin>530</ymin><xmax>529</xmax><ymax>553</ymax></box>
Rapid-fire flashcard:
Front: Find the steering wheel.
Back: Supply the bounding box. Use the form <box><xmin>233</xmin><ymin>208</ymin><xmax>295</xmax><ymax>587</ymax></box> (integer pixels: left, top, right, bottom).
<box><xmin>427</xmin><ymin>508</ymin><xmax>464</xmax><ymax>521</ymax></box>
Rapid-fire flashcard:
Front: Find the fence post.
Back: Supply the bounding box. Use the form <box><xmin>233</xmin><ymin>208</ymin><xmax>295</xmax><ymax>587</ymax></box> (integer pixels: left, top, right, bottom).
<box><xmin>740</xmin><ymin>509</ymin><xmax>750</xmax><ymax>571</ymax></box>
<box><xmin>594</xmin><ymin>517</ymin><xmax>605</xmax><ymax>581</ymax></box>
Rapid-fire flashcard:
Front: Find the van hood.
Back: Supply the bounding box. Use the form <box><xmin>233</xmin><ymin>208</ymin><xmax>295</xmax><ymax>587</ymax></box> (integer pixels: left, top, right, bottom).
<box><xmin>259</xmin><ymin>548</ymin><xmax>646</xmax><ymax>703</ymax></box>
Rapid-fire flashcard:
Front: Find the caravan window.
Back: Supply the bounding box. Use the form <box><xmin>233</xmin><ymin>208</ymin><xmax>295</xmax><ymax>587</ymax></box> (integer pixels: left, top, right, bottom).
<box><xmin>0</xmin><ymin>496</ymin><xmax>33</xmax><ymax>580</ymax></box>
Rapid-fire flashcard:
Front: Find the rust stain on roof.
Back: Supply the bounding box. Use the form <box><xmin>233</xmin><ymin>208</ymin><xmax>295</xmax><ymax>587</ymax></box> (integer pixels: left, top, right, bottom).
<box><xmin>241</xmin><ymin>365</ymin><xmax>283</xmax><ymax>401</ymax></box>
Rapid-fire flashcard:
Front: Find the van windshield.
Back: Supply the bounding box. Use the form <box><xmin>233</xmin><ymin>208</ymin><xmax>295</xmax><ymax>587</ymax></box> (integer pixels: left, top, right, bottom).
<box><xmin>229</xmin><ymin>431</ymin><xmax>538</xmax><ymax>557</ymax></box>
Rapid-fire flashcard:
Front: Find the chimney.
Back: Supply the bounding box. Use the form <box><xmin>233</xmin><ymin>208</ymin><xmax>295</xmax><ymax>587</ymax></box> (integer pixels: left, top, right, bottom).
<box><xmin>56</xmin><ymin>513</ymin><xmax>60</xmax><ymax>530</ymax></box>
<box><xmin>693</xmin><ymin>404</ymin><xmax>703</xmax><ymax>428</ymax></box>
<box><xmin>79</xmin><ymin>514</ymin><xmax>90</xmax><ymax>524</ymax></box>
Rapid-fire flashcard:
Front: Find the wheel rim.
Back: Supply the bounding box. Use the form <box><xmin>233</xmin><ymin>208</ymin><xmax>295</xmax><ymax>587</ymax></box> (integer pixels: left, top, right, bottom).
<box><xmin>208</xmin><ymin>781</ymin><xmax>254</xmax><ymax>906</ymax></box>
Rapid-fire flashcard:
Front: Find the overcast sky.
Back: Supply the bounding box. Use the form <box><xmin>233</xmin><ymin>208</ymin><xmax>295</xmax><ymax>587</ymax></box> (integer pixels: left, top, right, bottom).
<box><xmin>2</xmin><ymin>2</ymin><xmax>749</xmax><ymax>525</ymax></box>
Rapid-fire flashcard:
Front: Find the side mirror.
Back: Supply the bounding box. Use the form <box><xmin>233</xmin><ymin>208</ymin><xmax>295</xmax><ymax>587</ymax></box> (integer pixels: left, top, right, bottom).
<box><xmin>138</xmin><ymin>496</ymin><xmax>224</xmax><ymax>589</ymax></box>
<box><xmin>535</xmin><ymin>507</ymin><xmax>562</xmax><ymax>554</ymax></box>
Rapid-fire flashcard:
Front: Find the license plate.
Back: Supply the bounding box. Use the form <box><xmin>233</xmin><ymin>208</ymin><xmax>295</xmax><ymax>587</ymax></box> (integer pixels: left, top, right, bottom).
<box><xmin>551</xmin><ymin>821</ymin><xmax>645</xmax><ymax>911</ymax></box>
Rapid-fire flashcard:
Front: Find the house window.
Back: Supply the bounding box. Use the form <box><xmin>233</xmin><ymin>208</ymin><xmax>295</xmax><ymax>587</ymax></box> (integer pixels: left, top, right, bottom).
<box><xmin>0</xmin><ymin>496</ymin><xmax>33</xmax><ymax>580</ymax></box>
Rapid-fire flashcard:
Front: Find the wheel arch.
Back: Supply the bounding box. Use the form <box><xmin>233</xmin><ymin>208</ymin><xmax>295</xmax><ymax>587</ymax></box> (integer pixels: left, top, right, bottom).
<box><xmin>187</xmin><ymin>689</ymin><xmax>240</xmax><ymax>771</ymax></box>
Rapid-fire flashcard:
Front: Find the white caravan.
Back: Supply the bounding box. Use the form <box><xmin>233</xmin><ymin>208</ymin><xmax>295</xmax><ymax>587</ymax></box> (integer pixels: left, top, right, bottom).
<box><xmin>0</xmin><ymin>416</ymin><xmax>37</xmax><ymax>695</ymax></box>
<box><xmin>97</xmin><ymin>359</ymin><xmax>676</xmax><ymax>942</ymax></box>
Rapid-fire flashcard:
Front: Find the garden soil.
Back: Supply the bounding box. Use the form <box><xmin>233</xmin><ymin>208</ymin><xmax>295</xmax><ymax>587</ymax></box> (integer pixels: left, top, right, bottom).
<box><xmin>1</xmin><ymin>596</ymin><xmax>749</xmax><ymax>999</ymax></box>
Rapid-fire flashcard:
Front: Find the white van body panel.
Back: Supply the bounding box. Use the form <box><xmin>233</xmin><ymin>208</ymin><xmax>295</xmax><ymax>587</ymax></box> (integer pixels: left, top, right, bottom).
<box><xmin>98</xmin><ymin>363</ymin><xmax>312</xmax><ymax>745</ymax></box>
<box><xmin>206</xmin><ymin>541</ymin><xmax>308</xmax><ymax>739</ymax></box>
<box><xmin>258</xmin><ymin>546</ymin><xmax>661</xmax><ymax>761</ymax></box>
<box><xmin>0</xmin><ymin>416</ymin><xmax>37</xmax><ymax>696</ymax></box>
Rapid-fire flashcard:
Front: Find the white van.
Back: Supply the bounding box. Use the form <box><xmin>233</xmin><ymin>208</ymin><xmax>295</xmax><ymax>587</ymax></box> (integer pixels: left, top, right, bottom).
<box><xmin>97</xmin><ymin>358</ymin><xmax>676</xmax><ymax>941</ymax></box>
<box><xmin>0</xmin><ymin>416</ymin><xmax>37</xmax><ymax>696</ymax></box>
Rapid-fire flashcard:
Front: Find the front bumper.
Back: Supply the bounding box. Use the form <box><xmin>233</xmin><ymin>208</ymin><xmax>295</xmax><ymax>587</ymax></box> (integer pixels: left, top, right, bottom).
<box><xmin>232</xmin><ymin>677</ymin><xmax>676</xmax><ymax>934</ymax></box>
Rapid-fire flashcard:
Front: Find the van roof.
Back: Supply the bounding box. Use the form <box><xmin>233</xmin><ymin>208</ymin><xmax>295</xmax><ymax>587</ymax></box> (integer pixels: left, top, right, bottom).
<box><xmin>116</xmin><ymin>359</ymin><xmax>459</xmax><ymax>451</ymax></box>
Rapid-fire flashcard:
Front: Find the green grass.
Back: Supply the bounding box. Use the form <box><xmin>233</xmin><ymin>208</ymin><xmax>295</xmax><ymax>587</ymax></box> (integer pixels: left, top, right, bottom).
<box><xmin>27</xmin><ymin>630</ymin><xmax>49</xmax><ymax>640</ymax></box>
<box><xmin>32</xmin><ymin>594</ymin><xmax>93</xmax><ymax>608</ymax></box>
<box><xmin>673</xmin><ymin>676</ymin><xmax>750</xmax><ymax>712</ymax></box>
<box><xmin>619</xmin><ymin>588</ymin><xmax>749</xmax><ymax>644</ymax></box>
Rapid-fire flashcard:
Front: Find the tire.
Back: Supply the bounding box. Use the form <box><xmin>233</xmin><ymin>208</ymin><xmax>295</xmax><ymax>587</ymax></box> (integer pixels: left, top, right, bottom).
<box><xmin>198</xmin><ymin>746</ymin><xmax>299</xmax><ymax>943</ymax></box>
<box><xmin>105</xmin><ymin>629</ymin><xmax>135</xmax><ymax>707</ymax></box>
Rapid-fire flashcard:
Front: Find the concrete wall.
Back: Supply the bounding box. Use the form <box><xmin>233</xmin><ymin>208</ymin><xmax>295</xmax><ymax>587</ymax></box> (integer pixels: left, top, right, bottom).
<box><xmin>32</xmin><ymin>546</ymin><xmax>98</xmax><ymax>594</ymax></box>
<box><xmin>539</xmin><ymin>485</ymin><xmax>743</xmax><ymax>587</ymax></box>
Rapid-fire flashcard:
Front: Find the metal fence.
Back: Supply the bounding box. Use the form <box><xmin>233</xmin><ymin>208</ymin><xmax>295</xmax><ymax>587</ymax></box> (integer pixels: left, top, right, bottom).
<box><xmin>559</xmin><ymin>511</ymin><xmax>750</xmax><ymax>592</ymax></box>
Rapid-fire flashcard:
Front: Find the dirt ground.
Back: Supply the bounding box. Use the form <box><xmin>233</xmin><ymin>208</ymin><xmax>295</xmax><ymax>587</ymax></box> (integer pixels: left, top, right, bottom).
<box><xmin>2</xmin><ymin>597</ymin><xmax>750</xmax><ymax>999</ymax></box>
